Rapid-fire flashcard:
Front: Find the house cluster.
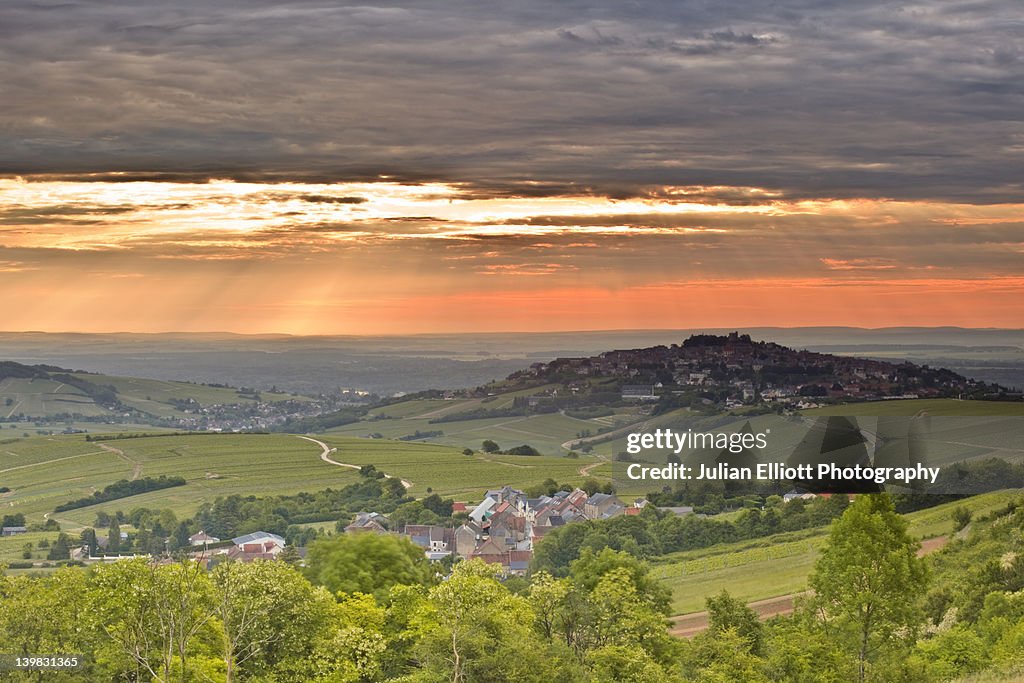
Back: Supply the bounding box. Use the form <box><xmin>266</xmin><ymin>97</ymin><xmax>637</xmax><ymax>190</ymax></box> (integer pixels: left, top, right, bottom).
<box><xmin>185</xmin><ymin>530</ymin><xmax>289</xmax><ymax>564</ymax></box>
<box><xmin>515</xmin><ymin>332</ymin><xmax>985</xmax><ymax>406</ymax></box>
<box><xmin>347</xmin><ymin>485</ymin><xmax>637</xmax><ymax>576</ymax></box>
<box><xmin>67</xmin><ymin>529</ymin><xmax>294</xmax><ymax>565</ymax></box>
<box><xmin>160</xmin><ymin>394</ymin><xmax>362</xmax><ymax>433</ymax></box>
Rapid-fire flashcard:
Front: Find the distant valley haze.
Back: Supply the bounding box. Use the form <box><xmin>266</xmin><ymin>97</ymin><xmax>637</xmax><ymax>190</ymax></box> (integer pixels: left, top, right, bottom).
<box><xmin>1</xmin><ymin>328</ymin><xmax>1022</xmax><ymax>396</ymax></box>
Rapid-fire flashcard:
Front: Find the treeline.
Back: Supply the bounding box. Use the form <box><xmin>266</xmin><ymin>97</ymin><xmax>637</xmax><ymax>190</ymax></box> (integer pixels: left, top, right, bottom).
<box><xmin>192</xmin><ymin>477</ymin><xmax>411</xmax><ymax>541</ymax></box>
<box><xmin>54</xmin><ymin>476</ymin><xmax>186</xmax><ymax>512</ymax></box>
<box><xmin>480</xmin><ymin>439</ymin><xmax>543</xmax><ymax>456</ymax></box>
<box><xmin>0</xmin><ymin>360</ymin><xmax>53</xmax><ymax>380</ymax></box>
<box><xmin>397</xmin><ymin>429</ymin><xmax>443</xmax><ymax>441</ymax></box>
<box><xmin>49</xmin><ymin>373</ymin><xmax>120</xmax><ymax>408</ymax></box>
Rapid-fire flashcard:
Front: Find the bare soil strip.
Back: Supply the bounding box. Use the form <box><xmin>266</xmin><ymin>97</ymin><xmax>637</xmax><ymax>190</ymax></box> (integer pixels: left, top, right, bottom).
<box><xmin>668</xmin><ymin>532</ymin><xmax>952</xmax><ymax>638</ymax></box>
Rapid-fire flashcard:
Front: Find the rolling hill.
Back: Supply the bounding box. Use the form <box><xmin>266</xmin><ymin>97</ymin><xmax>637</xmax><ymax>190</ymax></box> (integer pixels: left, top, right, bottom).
<box><xmin>0</xmin><ymin>360</ymin><xmax>306</xmax><ymax>422</ymax></box>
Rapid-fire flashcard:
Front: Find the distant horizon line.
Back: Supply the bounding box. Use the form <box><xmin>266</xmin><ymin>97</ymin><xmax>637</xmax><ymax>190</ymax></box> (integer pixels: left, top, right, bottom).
<box><xmin>1</xmin><ymin>325</ymin><xmax>1021</xmax><ymax>338</ymax></box>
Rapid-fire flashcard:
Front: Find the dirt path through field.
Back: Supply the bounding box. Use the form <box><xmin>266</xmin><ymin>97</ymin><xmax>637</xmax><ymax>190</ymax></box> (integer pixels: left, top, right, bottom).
<box><xmin>298</xmin><ymin>435</ymin><xmax>413</xmax><ymax>489</ymax></box>
<box><xmin>578</xmin><ymin>461</ymin><xmax>603</xmax><ymax>477</ymax></box>
<box><xmin>670</xmin><ymin>593</ymin><xmax>808</xmax><ymax>638</ymax></box>
<box><xmin>669</xmin><ymin>532</ymin><xmax>952</xmax><ymax>638</ymax></box>
<box><xmin>0</xmin><ymin>449</ymin><xmax>107</xmax><ymax>474</ymax></box>
<box><xmin>97</xmin><ymin>442</ymin><xmax>142</xmax><ymax>480</ymax></box>
<box><xmin>4</xmin><ymin>400</ymin><xmax>22</xmax><ymax>419</ymax></box>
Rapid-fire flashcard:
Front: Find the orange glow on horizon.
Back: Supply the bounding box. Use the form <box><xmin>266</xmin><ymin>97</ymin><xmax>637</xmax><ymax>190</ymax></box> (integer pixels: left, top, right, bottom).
<box><xmin>1</xmin><ymin>177</ymin><xmax>1021</xmax><ymax>334</ymax></box>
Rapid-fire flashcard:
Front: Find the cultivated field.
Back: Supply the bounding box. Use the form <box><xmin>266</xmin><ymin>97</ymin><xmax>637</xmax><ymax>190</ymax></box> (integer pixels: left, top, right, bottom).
<box><xmin>333</xmin><ymin>386</ymin><xmax>648</xmax><ymax>457</ymax></box>
<box><xmin>315</xmin><ymin>435</ymin><xmax>597</xmax><ymax>500</ymax></box>
<box><xmin>1</xmin><ymin>431</ymin><xmax>604</xmax><ymax>531</ymax></box>
<box><xmin>0</xmin><ymin>371</ymin><xmax>306</xmax><ymax>422</ymax></box>
<box><xmin>73</xmin><ymin>372</ymin><xmax>306</xmax><ymax>419</ymax></box>
<box><xmin>0</xmin><ymin>433</ymin><xmax>363</xmax><ymax>527</ymax></box>
<box><xmin>804</xmin><ymin>398</ymin><xmax>1024</xmax><ymax>417</ymax></box>
<box><xmin>0</xmin><ymin>377</ymin><xmax>110</xmax><ymax>418</ymax></box>
<box><xmin>655</xmin><ymin>489</ymin><xmax>1020</xmax><ymax>615</ymax></box>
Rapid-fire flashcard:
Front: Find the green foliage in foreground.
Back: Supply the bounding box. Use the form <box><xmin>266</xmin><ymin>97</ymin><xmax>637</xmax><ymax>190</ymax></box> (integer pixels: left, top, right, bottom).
<box><xmin>3</xmin><ymin>494</ymin><xmax>1024</xmax><ymax>682</ymax></box>
<box><xmin>0</xmin><ymin>548</ymin><xmax>679</xmax><ymax>682</ymax></box>
<box><xmin>304</xmin><ymin>533</ymin><xmax>433</xmax><ymax>602</ymax></box>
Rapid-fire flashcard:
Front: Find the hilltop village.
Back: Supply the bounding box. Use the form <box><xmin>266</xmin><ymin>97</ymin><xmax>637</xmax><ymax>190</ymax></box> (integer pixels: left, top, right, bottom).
<box><xmin>497</xmin><ymin>332</ymin><xmax>1002</xmax><ymax>411</ymax></box>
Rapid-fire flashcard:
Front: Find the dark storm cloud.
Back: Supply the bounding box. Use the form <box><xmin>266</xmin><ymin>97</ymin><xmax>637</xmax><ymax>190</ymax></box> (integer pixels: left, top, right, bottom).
<box><xmin>2</xmin><ymin>0</ymin><xmax>1022</xmax><ymax>201</ymax></box>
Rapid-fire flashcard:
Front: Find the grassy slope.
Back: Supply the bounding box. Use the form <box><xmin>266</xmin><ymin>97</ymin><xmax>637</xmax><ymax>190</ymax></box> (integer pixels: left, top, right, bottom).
<box><xmin>804</xmin><ymin>398</ymin><xmax>1024</xmax><ymax>417</ymax></box>
<box><xmin>0</xmin><ymin>371</ymin><xmax>308</xmax><ymax>421</ymax></box>
<box><xmin>0</xmin><ymin>377</ymin><xmax>110</xmax><ymax>418</ymax></box>
<box><xmin>1</xmin><ymin>430</ymin><xmax>600</xmax><ymax>530</ymax></box>
<box><xmin>655</xmin><ymin>489</ymin><xmax>1021</xmax><ymax>615</ymax></box>
<box><xmin>350</xmin><ymin>387</ymin><xmax>646</xmax><ymax>457</ymax></box>
<box><xmin>0</xmin><ymin>433</ymin><xmax>363</xmax><ymax>527</ymax></box>
<box><xmin>316</xmin><ymin>435</ymin><xmax>595</xmax><ymax>500</ymax></box>
<box><xmin>72</xmin><ymin>372</ymin><xmax>306</xmax><ymax>418</ymax></box>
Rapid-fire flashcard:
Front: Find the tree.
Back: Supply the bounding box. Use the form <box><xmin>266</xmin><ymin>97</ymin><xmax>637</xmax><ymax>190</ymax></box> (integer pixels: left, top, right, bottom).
<box><xmin>569</xmin><ymin>547</ymin><xmax>671</xmax><ymax>615</ymax></box>
<box><xmin>411</xmin><ymin>560</ymin><xmax>575</xmax><ymax>682</ymax></box>
<box><xmin>481</xmin><ymin>439</ymin><xmax>500</xmax><ymax>453</ymax></box>
<box><xmin>0</xmin><ymin>568</ymin><xmax>99</xmax><ymax>678</ymax></box>
<box><xmin>108</xmin><ymin>520</ymin><xmax>121</xmax><ymax>553</ymax></box>
<box><xmin>89</xmin><ymin>559</ymin><xmax>216</xmax><ymax>682</ymax></box>
<box><xmin>809</xmin><ymin>494</ymin><xmax>928</xmax><ymax>682</ymax></box>
<box><xmin>278</xmin><ymin>545</ymin><xmax>302</xmax><ymax>565</ymax></box>
<box><xmin>211</xmin><ymin>560</ymin><xmax>335</xmax><ymax>682</ymax></box>
<box><xmin>685</xmin><ymin>628</ymin><xmax>769</xmax><ymax>683</ymax></box>
<box><xmin>1</xmin><ymin>512</ymin><xmax>25</xmax><ymax>527</ymax></box>
<box><xmin>706</xmin><ymin>590</ymin><xmax>763</xmax><ymax>655</ymax></box>
<box><xmin>304</xmin><ymin>533</ymin><xmax>432</xmax><ymax>601</ymax></box>
<box><xmin>47</xmin><ymin>532</ymin><xmax>71</xmax><ymax>560</ymax></box>
<box><xmin>302</xmin><ymin>592</ymin><xmax>389</xmax><ymax>682</ymax></box>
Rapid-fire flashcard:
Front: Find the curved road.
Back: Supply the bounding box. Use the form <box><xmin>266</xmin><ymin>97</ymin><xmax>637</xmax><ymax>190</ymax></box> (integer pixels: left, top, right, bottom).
<box><xmin>297</xmin><ymin>435</ymin><xmax>413</xmax><ymax>489</ymax></box>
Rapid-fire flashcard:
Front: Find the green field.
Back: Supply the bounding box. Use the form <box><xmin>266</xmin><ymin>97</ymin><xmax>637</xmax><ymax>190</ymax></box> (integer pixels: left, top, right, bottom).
<box><xmin>334</xmin><ymin>387</ymin><xmax>649</xmax><ymax>459</ymax></box>
<box><xmin>0</xmin><ymin>377</ymin><xmax>110</xmax><ymax>418</ymax></box>
<box><xmin>1</xmin><ymin>431</ymin><xmax>603</xmax><ymax>530</ymax></box>
<box><xmin>0</xmin><ymin>433</ymin><xmax>363</xmax><ymax>527</ymax></box>
<box><xmin>655</xmin><ymin>489</ymin><xmax>1021</xmax><ymax>614</ymax></box>
<box><xmin>73</xmin><ymin>372</ymin><xmax>306</xmax><ymax>419</ymax></box>
<box><xmin>0</xmin><ymin>371</ymin><xmax>307</xmax><ymax>421</ymax></box>
<box><xmin>804</xmin><ymin>398</ymin><xmax>1024</xmax><ymax>417</ymax></box>
<box><xmin>316</xmin><ymin>435</ymin><xmax>597</xmax><ymax>500</ymax></box>
<box><xmin>332</xmin><ymin>411</ymin><xmax>612</xmax><ymax>458</ymax></box>
<box><xmin>0</xmin><ymin>531</ymin><xmax>64</xmax><ymax>563</ymax></box>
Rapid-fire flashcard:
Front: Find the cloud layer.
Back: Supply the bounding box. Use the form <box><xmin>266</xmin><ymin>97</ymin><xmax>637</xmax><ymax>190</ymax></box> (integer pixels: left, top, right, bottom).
<box><xmin>3</xmin><ymin>0</ymin><xmax>1023</xmax><ymax>200</ymax></box>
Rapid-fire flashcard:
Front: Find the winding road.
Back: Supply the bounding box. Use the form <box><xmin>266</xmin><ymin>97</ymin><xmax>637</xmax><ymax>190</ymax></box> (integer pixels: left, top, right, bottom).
<box><xmin>297</xmin><ymin>435</ymin><xmax>413</xmax><ymax>489</ymax></box>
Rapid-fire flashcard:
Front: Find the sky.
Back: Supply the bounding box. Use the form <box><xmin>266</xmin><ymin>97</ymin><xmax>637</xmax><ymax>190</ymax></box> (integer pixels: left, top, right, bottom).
<box><xmin>1</xmin><ymin>1</ymin><xmax>1022</xmax><ymax>334</ymax></box>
